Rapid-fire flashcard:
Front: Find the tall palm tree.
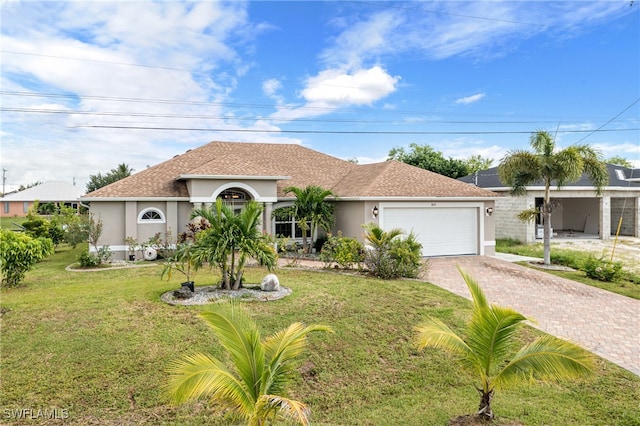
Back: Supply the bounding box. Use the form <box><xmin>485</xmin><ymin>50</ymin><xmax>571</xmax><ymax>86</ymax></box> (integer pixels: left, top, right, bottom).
<box><xmin>283</xmin><ymin>185</ymin><xmax>336</xmax><ymax>253</ymax></box>
<box><xmin>166</xmin><ymin>300</ymin><xmax>332</xmax><ymax>426</ymax></box>
<box><xmin>415</xmin><ymin>268</ymin><xmax>594</xmax><ymax>421</ymax></box>
<box><xmin>498</xmin><ymin>131</ymin><xmax>608</xmax><ymax>265</ymax></box>
<box><xmin>191</xmin><ymin>200</ymin><xmax>277</xmax><ymax>290</ymax></box>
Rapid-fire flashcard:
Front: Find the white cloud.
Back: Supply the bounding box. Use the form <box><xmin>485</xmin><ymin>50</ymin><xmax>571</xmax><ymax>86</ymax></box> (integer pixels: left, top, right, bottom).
<box><xmin>455</xmin><ymin>93</ymin><xmax>486</xmax><ymax>105</ymax></box>
<box><xmin>301</xmin><ymin>66</ymin><xmax>399</xmax><ymax>107</ymax></box>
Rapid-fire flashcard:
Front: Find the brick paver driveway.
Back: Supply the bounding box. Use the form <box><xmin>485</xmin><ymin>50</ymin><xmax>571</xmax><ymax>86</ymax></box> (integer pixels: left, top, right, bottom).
<box><xmin>425</xmin><ymin>256</ymin><xmax>640</xmax><ymax>377</ymax></box>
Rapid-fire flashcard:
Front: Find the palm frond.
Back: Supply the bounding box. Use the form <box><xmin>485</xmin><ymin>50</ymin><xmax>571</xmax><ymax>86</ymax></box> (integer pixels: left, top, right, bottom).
<box><xmin>493</xmin><ymin>335</ymin><xmax>595</xmax><ymax>389</ymax></box>
<box><xmin>466</xmin><ymin>304</ymin><xmax>528</xmax><ymax>377</ymax></box>
<box><xmin>458</xmin><ymin>267</ymin><xmax>488</xmax><ymax>311</ymax></box>
<box><xmin>254</xmin><ymin>394</ymin><xmax>311</xmax><ymax>426</ymax></box>
<box><xmin>414</xmin><ymin>317</ymin><xmax>471</xmax><ymax>356</ymax></box>
<box><xmin>262</xmin><ymin>323</ymin><xmax>333</xmax><ymax>393</ymax></box>
<box><xmin>497</xmin><ymin>151</ymin><xmax>542</xmax><ymax>195</ymax></box>
<box><xmin>165</xmin><ymin>352</ymin><xmax>254</xmax><ymax>416</ymax></box>
<box><xmin>199</xmin><ymin>302</ymin><xmax>265</xmax><ymax>401</ymax></box>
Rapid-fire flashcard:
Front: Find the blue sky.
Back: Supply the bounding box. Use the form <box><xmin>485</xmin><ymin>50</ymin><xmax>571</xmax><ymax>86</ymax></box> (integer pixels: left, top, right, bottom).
<box><xmin>1</xmin><ymin>1</ymin><xmax>639</xmax><ymax>192</ymax></box>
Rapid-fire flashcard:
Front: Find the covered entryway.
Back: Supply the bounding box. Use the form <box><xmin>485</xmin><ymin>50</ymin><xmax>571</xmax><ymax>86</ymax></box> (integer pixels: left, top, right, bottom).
<box><xmin>381</xmin><ymin>204</ymin><xmax>479</xmax><ymax>257</ymax></box>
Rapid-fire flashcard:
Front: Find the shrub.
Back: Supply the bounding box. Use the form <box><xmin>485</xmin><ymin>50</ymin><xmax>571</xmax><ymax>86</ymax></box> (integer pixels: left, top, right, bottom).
<box><xmin>362</xmin><ymin>223</ymin><xmax>423</xmax><ymax>279</ymax></box>
<box><xmin>78</xmin><ymin>250</ymin><xmax>100</xmax><ymax>268</ymax></box>
<box><xmin>0</xmin><ymin>229</ymin><xmax>54</xmax><ymax>287</ymax></box>
<box><xmin>320</xmin><ymin>232</ymin><xmax>365</xmax><ymax>269</ymax></box>
<box><xmin>583</xmin><ymin>255</ymin><xmax>623</xmax><ymax>282</ymax></box>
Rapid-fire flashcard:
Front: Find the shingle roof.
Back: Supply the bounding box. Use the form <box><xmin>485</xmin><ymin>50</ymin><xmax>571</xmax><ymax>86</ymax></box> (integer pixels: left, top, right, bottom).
<box><xmin>333</xmin><ymin>160</ymin><xmax>496</xmax><ymax>197</ymax></box>
<box><xmin>459</xmin><ymin>164</ymin><xmax>640</xmax><ymax>189</ymax></box>
<box><xmin>84</xmin><ymin>141</ymin><xmax>497</xmax><ymax>199</ymax></box>
<box><xmin>2</xmin><ymin>181</ymin><xmax>84</xmax><ymax>201</ymax></box>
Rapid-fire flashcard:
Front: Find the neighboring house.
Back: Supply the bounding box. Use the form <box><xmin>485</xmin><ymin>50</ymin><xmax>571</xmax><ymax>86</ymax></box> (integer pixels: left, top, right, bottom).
<box><xmin>459</xmin><ymin>165</ymin><xmax>640</xmax><ymax>242</ymax></box>
<box><xmin>81</xmin><ymin>141</ymin><xmax>497</xmax><ymax>259</ymax></box>
<box><xmin>1</xmin><ymin>181</ymin><xmax>84</xmax><ymax>218</ymax></box>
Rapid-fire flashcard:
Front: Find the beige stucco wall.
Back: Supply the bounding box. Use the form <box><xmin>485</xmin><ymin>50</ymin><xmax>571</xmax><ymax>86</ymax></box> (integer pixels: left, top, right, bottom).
<box><xmin>187</xmin><ymin>179</ymin><xmax>278</xmax><ymax>200</ymax></box>
<box><xmin>333</xmin><ymin>201</ymin><xmax>370</xmax><ymax>244</ymax></box>
<box><xmin>91</xmin><ymin>202</ymin><xmax>126</xmax><ymax>247</ymax></box>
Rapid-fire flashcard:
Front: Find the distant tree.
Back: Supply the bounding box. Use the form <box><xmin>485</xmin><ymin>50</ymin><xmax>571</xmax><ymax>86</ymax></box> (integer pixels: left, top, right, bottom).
<box><xmin>464</xmin><ymin>155</ymin><xmax>494</xmax><ymax>174</ymax></box>
<box><xmin>606</xmin><ymin>156</ymin><xmax>633</xmax><ymax>168</ymax></box>
<box><xmin>347</xmin><ymin>157</ymin><xmax>359</xmax><ymax>164</ymax></box>
<box><xmin>86</xmin><ymin>163</ymin><xmax>133</xmax><ymax>193</ymax></box>
<box><xmin>498</xmin><ymin>131</ymin><xmax>608</xmax><ymax>265</ymax></box>
<box><xmin>388</xmin><ymin>143</ymin><xmax>469</xmax><ymax>178</ymax></box>
<box><xmin>18</xmin><ymin>181</ymin><xmax>42</xmax><ymax>191</ymax></box>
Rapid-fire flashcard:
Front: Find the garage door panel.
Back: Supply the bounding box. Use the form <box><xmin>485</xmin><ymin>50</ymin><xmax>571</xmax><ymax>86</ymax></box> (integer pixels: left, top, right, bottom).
<box><xmin>383</xmin><ymin>207</ymin><xmax>478</xmax><ymax>257</ymax></box>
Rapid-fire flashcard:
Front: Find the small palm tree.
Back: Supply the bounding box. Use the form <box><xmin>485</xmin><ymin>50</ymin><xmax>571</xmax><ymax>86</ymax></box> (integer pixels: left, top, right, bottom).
<box><xmin>415</xmin><ymin>268</ymin><xmax>594</xmax><ymax>421</ymax></box>
<box><xmin>498</xmin><ymin>130</ymin><xmax>608</xmax><ymax>265</ymax></box>
<box><xmin>283</xmin><ymin>185</ymin><xmax>336</xmax><ymax>253</ymax></box>
<box><xmin>166</xmin><ymin>300</ymin><xmax>332</xmax><ymax>426</ymax></box>
<box><xmin>191</xmin><ymin>200</ymin><xmax>277</xmax><ymax>290</ymax></box>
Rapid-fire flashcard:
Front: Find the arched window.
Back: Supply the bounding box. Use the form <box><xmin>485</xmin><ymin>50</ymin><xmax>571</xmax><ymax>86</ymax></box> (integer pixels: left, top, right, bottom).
<box><xmin>137</xmin><ymin>208</ymin><xmax>165</xmax><ymax>224</ymax></box>
<box><xmin>218</xmin><ymin>188</ymin><xmax>251</xmax><ymax>212</ymax></box>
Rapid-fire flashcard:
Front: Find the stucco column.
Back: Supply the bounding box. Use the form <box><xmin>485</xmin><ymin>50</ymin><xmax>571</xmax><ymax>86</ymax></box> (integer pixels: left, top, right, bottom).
<box><xmin>204</xmin><ymin>202</ymin><xmax>212</xmax><ymax>209</ymax></box>
<box><xmin>599</xmin><ymin>195</ymin><xmax>611</xmax><ymax>240</ymax></box>
<box><xmin>263</xmin><ymin>202</ymin><xmax>273</xmax><ymax>234</ymax></box>
<box><xmin>124</xmin><ymin>201</ymin><xmax>137</xmax><ymax>240</ymax></box>
<box><xmin>166</xmin><ymin>201</ymin><xmax>178</xmax><ymax>243</ymax></box>
<box><xmin>193</xmin><ymin>202</ymin><xmax>202</xmax><ymax>210</ymax></box>
<box><xmin>635</xmin><ymin>197</ymin><xmax>640</xmax><ymax>238</ymax></box>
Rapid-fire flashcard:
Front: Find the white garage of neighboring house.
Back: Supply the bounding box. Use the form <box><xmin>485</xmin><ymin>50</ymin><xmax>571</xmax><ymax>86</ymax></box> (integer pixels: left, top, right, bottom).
<box><xmin>459</xmin><ymin>164</ymin><xmax>640</xmax><ymax>242</ymax></box>
<box><xmin>81</xmin><ymin>141</ymin><xmax>498</xmax><ymax>259</ymax></box>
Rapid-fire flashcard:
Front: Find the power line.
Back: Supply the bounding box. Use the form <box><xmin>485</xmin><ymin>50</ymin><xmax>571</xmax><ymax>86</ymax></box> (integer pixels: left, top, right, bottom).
<box><xmin>4</xmin><ymin>90</ymin><xmax>637</xmax><ymax>123</ymax></box>
<box><xmin>573</xmin><ymin>98</ymin><xmax>640</xmax><ymax>144</ymax></box>
<box><xmin>73</xmin><ymin>124</ymin><xmax>640</xmax><ymax>135</ymax></box>
<box><xmin>6</xmin><ymin>106</ymin><xmax>637</xmax><ymax>126</ymax></box>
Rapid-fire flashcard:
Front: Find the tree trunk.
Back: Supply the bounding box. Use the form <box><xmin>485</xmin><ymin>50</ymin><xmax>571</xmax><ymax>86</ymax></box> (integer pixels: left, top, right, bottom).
<box><xmin>232</xmin><ymin>270</ymin><xmax>243</xmax><ymax>290</ymax></box>
<box><xmin>477</xmin><ymin>389</ymin><xmax>494</xmax><ymax>420</ymax></box>
<box><xmin>221</xmin><ymin>265</ymin><xmax>230</xmax><ymax>290</ymax></box>
<box><xmin>543</xmin><ymin>181</ymin><xmax>552</xmax><ymax>265</ymax></box>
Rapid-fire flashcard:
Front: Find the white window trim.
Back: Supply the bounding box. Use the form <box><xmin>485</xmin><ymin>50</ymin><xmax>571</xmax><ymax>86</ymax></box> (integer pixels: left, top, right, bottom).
<box><xmin>137</xmin><ymin>207</ymin><xmax>166</xmax><ymax>224</ymax></box>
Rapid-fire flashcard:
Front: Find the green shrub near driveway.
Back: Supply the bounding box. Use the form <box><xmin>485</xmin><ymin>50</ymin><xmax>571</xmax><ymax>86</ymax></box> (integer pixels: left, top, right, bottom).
<box><xmin>583</xmin><ymin>256</ymin><xmax>624</xmax><ymax>282</ymax></box>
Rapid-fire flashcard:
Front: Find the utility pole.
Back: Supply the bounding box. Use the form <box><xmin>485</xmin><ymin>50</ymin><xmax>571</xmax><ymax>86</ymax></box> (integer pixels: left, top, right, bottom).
<box><xmin>2</xmin><ymin>169</ymin><xmax>6</xmax><ymax>197</ymax></box>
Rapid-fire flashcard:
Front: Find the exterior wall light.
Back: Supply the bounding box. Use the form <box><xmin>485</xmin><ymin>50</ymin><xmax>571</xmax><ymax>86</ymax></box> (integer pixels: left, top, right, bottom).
<box><xmin>372</xmin><ymin>206</ymin><xmax>379</xmax><ymax>218</ymax></box>
<box><xmin>485</xmin><ymin>207</ymin><xmax>494</xmax><ymax>216</ymax></box>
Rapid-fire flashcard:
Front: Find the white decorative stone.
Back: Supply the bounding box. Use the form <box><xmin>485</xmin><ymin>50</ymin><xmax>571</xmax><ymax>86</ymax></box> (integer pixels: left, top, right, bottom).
<box><xmin>260</xmin><ymin>274</ymin><xmax>280</xmax><ymax>292</ymax></box>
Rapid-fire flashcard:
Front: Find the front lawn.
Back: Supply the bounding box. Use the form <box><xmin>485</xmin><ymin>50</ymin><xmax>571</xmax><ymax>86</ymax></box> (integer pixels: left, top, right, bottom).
<box><xmin>1</xmin><ymin>245</ymin><xmax>639</xmax><ymax>425</ymax></box>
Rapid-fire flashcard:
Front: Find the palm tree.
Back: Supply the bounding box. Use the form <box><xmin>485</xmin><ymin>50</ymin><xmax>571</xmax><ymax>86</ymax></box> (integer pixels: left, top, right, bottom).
<box><xmin>498</xmin><ymin>131</ymin><xmax>608</xmax><ymax>265</ymax></box>
<box><xmin>191</xmin><ymin>200</ymin><xmax>277</xmax><ymax>290</ymax></box>
<box><xmin>166</xmin><ymin>300</ymin><xmax>332</xmax><ymax>426</ymax></box>
<box><xmin>283</xmin><ymin>185</ymin><xmax>336</xmax><ymax>253</ymax></box>
<box><xmin>415</xmin><ymin>268</ymin><xmax>594</xmax><ymax>421</ymax></box>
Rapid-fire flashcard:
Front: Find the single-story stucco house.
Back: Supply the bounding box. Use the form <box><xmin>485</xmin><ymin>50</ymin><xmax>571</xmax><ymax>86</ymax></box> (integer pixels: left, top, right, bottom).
<box><xmin>1</xmin><ymin>181</ymin><xmax>84</xmax><ymax>218</ymax></box>
<box><xmin>459</xmin><ymin>165</ymin><xmax>640</xmax><ymax>243</ymax></box>
<box><xmin>81</xmin><ymin>141</ymin><xmax>498</xmax><ymax>259</ymax></box>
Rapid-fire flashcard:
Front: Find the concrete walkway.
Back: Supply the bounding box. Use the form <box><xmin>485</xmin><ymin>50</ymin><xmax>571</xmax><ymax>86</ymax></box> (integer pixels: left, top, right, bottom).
<box><xmin>425</xmin><ymin>255</ymin><xmax>640</xmax><ymax>377</ymax></box>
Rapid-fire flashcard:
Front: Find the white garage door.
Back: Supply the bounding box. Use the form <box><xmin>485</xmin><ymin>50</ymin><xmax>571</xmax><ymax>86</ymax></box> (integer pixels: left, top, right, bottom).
<box><xmin>383</xmin><ymin>206</ymin><xmax>478</xmax><ymax>257</ymax></box>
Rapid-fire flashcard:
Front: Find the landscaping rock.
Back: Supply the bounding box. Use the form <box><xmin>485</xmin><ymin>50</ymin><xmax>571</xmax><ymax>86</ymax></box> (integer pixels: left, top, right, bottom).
<box><xmin>173</xmin><ymin>286</ymin><xmax>193</xmax><ymax>299</ymax></box>
<box><xmin>260</xmin><ymin>274</ymin><xmax>280</xmax><ymax>291</ymax></box>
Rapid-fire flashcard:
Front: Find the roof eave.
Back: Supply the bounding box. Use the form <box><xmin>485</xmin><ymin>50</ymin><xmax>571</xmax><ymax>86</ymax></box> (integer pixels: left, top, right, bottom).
<box><xmin>177</xmin><ymin>174</ymin><xmax>291</xmax><ymax>181</ymax></box>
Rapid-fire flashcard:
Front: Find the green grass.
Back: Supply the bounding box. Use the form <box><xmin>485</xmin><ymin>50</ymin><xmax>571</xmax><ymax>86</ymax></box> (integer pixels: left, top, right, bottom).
<box><xmin>1</xmin><ymin>244</ymin><xmax>639</xmax><ymax>425</ymax></box>
<box><xmin>0</xmin><ymin>216</ymin><xmax>27</xmax><ymax>230</ymax></box>
<box><xmin>496</xmin><ymin>239</ymin><xmax>640</xmax><ymax>300</ymax></box>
